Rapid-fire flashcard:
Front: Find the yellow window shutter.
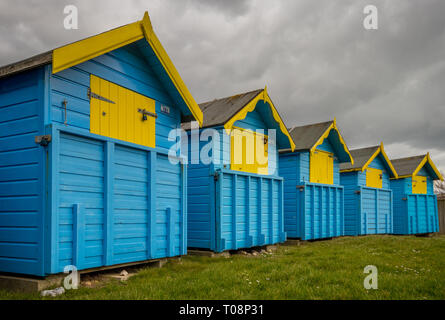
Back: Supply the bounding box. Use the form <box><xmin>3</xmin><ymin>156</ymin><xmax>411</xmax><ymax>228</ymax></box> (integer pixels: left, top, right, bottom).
<box><xmin>230</xmin><ymin>127</ymin><xmax>268</xmax><ymax>175</ymax></box>
<box><xmin>366</xmin><ymin>168</ymin><xmax>383</xmax><ymax>189</ymax></box>
<box><xmin>90</xmin><ymin>75</ymin><xmax>156</xmax><ymax>148</ymax></box>
<box><xmin>412</xmin><ymin>175</ymin><xmax>427</xmax><ymax>194</ymax></box>
<box><xmin>310</xmin><ymin>150</ymin><xmax>333</xmax><ymax>184</ymax></box>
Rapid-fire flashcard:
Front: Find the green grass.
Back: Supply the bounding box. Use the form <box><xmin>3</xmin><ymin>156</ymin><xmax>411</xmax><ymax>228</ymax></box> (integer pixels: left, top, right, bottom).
<box><xmin>1</xmin><ymin>235</ymin><xmax>444</xmax><ymax>300</ymax></box>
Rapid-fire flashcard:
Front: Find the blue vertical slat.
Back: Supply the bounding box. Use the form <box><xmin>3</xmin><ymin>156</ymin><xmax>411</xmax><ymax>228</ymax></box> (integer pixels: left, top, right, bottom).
<box><xmin>299</xmin><ymin>186</ymin><xmax>305</xmax><ymax>239</ymax></box>
<box><xmin>210</xmin><ymin>172</ymin><xmax>216</xmax><ymax>251</ymax></box>
<box><xmin>310</xmin><ymin>185</ymin><xmax>315</xmax><ymax>240</ymax></box>
<box><xmin>246</xmin><ymin>176</ymin><xmax>251</xmax><ymax>247</ymax></box>
<box><xmin>268</xmin><ymin>179</ymin><xmax>273</xmax><ymax>242</ymax></box>
<box><xmin>181</xmin><ymin>162</ymin><xmax>187</xmax><ymax>255</ymax></box>
<box><xmin>258</xmin><ymin>177</ymin><xmax>263</xmax><ymax>244</ymax></box>
<box><xmin>374</xmin><ymin>189</ymin><xmax>377</xmax><ymax>233</ymax></box>
<box><xmin>72</xmin><ymin>203</ymin><xmax>85</xmax><ymax>269</ymax></box>
<box><xmin>326</xmin><ymin>187</ymin><xmax>330</xmax><ymax>237</ymax></box>
<box><xmin>278</xmin><ymin>180</ymin><xmax>285</xmax><ymax>242</ymax></box>
<box><xmin>216</xmin><ymin>171</ymin><xmax>224</xmax><ymax>252</ymax></box>
<box><xmin>147</xmin><ymin>150</ymin><xmax>157</xmax><ymax>258</ymax></box>
<box><xmin>49</xmin><ymin>126</ymin><xmax>60</xmax><ymax>273</ymax></box>
<box><xmin>318</xmin><ymin>186</ymin><xmax>323</xmax><ymax>238</ymax></box>
<box><xmin>104</xmin><ymin>141</ymin><xmax>114</xmax><ymax>265</ymax></box>
<box><xmin>232</xmin><ymin>174</ymin><xmax>237</xmax><ymax>249</ymax></box>
<box><xmin>167</xmin><ymin>207</ymin><xmax>174</xmax><ymax>256</ymax></box>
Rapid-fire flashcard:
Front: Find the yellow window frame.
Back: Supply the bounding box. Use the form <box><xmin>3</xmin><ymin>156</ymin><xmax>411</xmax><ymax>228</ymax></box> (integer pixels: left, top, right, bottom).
<box><xmin>310</xmin><ymin>150</ymin><xmax>334</xmax><ymax>184</ymax></box>
<box><xmin>412</xmin><ymin>175</ymin><xmax>427</xmax><ymax>194</ymax></box>
<box><xmin>230</xmin><ymin>127</ymin><xmax>268</xmax><ymax>175</ymax></box>
<box><xmin>90</xmin><ymin>75</ymin><xmax>156</xmax><ymax>148</ymax></box>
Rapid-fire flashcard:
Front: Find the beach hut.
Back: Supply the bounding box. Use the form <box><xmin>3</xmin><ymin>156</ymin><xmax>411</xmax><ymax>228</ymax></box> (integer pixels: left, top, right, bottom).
<box><xmin>390</xmin><ymin>154</ymin><xmax>443</xmax><ymax>234</ymax></box>
<box><xmin>183</xmin><ymin>88</ymin><xmax>295</xmax><ymax>252</ymax></box>
<box><xmin>278</xmin><ymin>120</ymin><xmax>353</xmax><ymax>240</ymax></box>
<box><xmin>0</xmin><ymin>12</ymin><xmax>203</xmax><ymax>276</ymax></box>
<box><xmin>340</xmin><ymin>143</ymin><xmax>398</xmax><ymax>235</ymax></box>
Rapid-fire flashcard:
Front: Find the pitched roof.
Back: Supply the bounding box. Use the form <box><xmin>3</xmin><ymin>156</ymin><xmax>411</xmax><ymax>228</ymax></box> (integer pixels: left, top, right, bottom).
<box><xmin>181</xmin><ymin>88</ymin><xmax>295</xmax><ymax>150</ymax></box>
<box><xmin>340</xmin><ymin>146</ymin><xmax>380</xmax><ymax>171</ymax></box>
<box><xmin>0</xmin><ymin>51</ymin><xmax>52</xmax><ymax>79</ymax></box>
<box><xmin>0</xmin><ymin>11</ymin><xmax>203</xmax><ymax>125</ymax></box>
<box><xmin>181</xmin><ymin>89</ymin><xmax>262</xmax><ymax>130</ymax></box>
<box><xmin>287</xmin><ymin>121</ymin><xmax>333</xmax><ymax>151</ymax></box>
<box><xmin>391</xmin><ymin>155</ymin><xmax>428</xmax><ymax>177</ymax></box>
<box><xmin>340</xmin><ymin>143</ymin><xmax>398</xmax><ymax>178</ymax></box>
<box><xmin>391</xmin><ymin>154</ymin><xmax>443</xmax><ymax>181</ymax></box>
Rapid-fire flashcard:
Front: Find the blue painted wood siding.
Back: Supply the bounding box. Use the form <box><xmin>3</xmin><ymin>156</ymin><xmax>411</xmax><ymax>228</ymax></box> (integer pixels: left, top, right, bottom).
<box><xmin>390</xmin><ymin>167</ymin><xmax>438</xmax><ymax>234</ymax></box>
<box><xmin>279</xmin><ymin>138</ymin><xmax>344</xmax><ymax>240</ymax></box>
<box><xmin>0</xmin><ymin>68</ymin><xmax>46</xmax><ymax>276</ymax></box>
<box><xmin>0</xmin><ymin>40</ymin><xmax>190</xmax><ymax>276</ymax></box>
<box><xmin>47</xmin><ymin>125</ymin><xmax>186</xmax><ymax>274</ymax></box>
<box><xmin>186</xmin><ymin>109</ymin><xmax>285</xmax><ymax>251</ymax></box>
<box><xmin>340</xmin><ymin>155</ymin><xmax>393</xmax><ymax>235</ymax></box>
<box><xmin>48</xmin><ymin>40</ymin><xmax>181</xmax><ymax>153</ymax></box>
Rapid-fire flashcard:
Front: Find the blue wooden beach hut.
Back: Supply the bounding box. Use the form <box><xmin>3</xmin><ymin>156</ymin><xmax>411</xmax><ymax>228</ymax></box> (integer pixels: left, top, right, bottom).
<box><xmin>0</xmin><ymin>12</ymin><xmax>204</xmax><ymax>277</ymax></box>
<box><xmin>390</xmin><ymin>154</ymin><xmax>443</xmax><ymax>234</ymax></box>
<box><xmin>183</xmin><ymin>88</ymin><xmax>295</xmax><ymax>252</ymax></box>
<box><xmin>278</xmin><ymin>120</ymin><xmax>353</xmax><ymax>240</ymax></box>
<box><xmin>340</xmin><ymin>143</ymin><xmax>398</xmax><ymax>235</ymax></box>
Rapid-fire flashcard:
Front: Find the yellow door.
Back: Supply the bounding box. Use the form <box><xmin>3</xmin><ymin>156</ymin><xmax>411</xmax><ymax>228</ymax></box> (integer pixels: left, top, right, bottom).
<box><xmin>310</xmin><ymin>150</ymin><xmax>333</xmax><ymax>184</ymax></box>
<box><xmin>230</xmin><ymin>127</ymin><xmax>268</xmax><ymax>175</ymax></box>
<box><xmin>90</xmin><ymin>75</ymin><xmax>156</xmax><ymax>148</ymax></box>
<box><xmin>412</xmin><ymin>175</ymin><xmax>427</xmax><ymax>194</ymax></box>
<box><xmin>366</xmin><ymin>168</ymin><xmax>383</xmax><ymax>188</ymax></box>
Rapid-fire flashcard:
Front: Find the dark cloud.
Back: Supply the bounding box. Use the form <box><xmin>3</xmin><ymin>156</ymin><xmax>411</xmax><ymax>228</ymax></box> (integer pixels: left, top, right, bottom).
<box><xmin>1</xmin><ymin>0</ymin><xmax>444</xmax><ymax>170</ymax></box>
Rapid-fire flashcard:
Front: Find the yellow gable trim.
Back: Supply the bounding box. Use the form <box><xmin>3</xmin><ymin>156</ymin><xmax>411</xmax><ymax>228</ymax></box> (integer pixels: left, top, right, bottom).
<box><xmin>310</xmin><ymin>118</ymin><xmax>354</xmax><ymax>165</ymax></box>
<box><xmin>52</xmin><ymin>11</ymin><xmax>203</xmax><ymax>126</ymax></box>
<box><xmin>360</xmin><ymin>143</ymin><xmax>398</xmax><ymax>178</ymax></box>
<box><xmin>412</xmin><ymin>153</ymin><xmax>444</xmax><ymax>181</ymax></box>
<box><xmin>223</xmin><ymin>87</ymin><xmax>295</xmax><ymax>151</ymax></box>
<box><xmin>379</xmin><ymin>143</ymin><xmax>398</xmax><ymax>178</ymax></box>
<box><xmin>360</xmin><ymin>147</ymin><xmax>380</xmax><ymax>172</ymax></box>
<box><xmin>140</xmin><ymin>13</ymin><xmax>203</xmax><ymax>126</ymax></box>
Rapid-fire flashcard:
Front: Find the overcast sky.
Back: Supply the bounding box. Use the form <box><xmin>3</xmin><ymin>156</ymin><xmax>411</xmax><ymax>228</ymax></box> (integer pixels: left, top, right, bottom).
<box><xmin>1</xmin><ymin>0</ymin><xmax>444</xmax><ymax>172</ymax></box>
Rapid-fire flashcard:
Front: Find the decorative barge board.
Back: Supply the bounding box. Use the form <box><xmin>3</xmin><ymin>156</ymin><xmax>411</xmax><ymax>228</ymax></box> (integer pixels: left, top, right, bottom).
<box><xmin>340</xmin><ymin>143</ymin><xmax>398</xmax><ymax>236</ymax></box>
<box><xmin>278</xmin><ymin>120</ymin><xmax>353</xmax><ymax>240</ymax></box>
<box><xmin>390</xmin><ymin>154</ymin><xmax>443</xmax><ymax>235</ymax></box>
<box><xmin>0</xmin><ymin>12</ymin><xmax>204</xmax><ymax>277</ymax></box>
<box><xmin>182</xmin><ymin>89</ymin><xmax>295</xmax><ymax>252</ymax></box>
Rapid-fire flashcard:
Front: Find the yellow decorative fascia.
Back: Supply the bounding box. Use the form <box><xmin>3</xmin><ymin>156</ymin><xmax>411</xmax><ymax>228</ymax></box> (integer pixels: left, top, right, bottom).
<box><xmin>140</xmin><ymin>12</ymin><xmax>203</xmax><ymax>126</ymax></box>
<box><xmin>310</xmin><ymin>119</ymin><xmax>354</xmax><ymax>165</ymax></box>
<box><xmin>413</xmin><ymin>153</ymin><xmax>443</xmax><ymax>181</ymax></box>
<box><xmin>224</xmin><ymin>87</ymin><xmax>295</xmax><ymax>151</ymax></box>
<box><xmin>379</xmin><ymin>142</ymin><xmax>398</xmax><ymax>178</ymax></box>
<box><xmin>52</xmin><ymin>11</ymin><xmax>203</xmax><ymax>126</ymax></box>
<box><xmin>52</xmin><ymin>21</ymin><xmax>144</xmax><ymax>74</ymax></box>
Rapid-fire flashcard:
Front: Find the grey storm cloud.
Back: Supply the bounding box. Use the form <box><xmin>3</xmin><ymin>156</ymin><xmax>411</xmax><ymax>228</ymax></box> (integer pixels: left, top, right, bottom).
<box><xmin>1</xmin><ymin>0</ymin><xmax>444</xmax><ymax>171</ymax></box>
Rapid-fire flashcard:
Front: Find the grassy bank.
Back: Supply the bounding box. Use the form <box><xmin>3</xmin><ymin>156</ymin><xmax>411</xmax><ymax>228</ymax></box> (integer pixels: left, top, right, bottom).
<box><xmin>1</xmin><ymin>235</ymin><xmax>444</xmax><ymax>300</ymax></box>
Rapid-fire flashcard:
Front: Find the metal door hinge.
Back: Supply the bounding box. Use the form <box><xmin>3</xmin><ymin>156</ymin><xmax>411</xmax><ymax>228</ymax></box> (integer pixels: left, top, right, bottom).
<box><xmin>355</xmin><ymin>190</ymin><xmax>361</xmax><ymax>194</ymax></box>
<box><xmin>35</xmin><ymin>135</ymin><xmax>52</xmax><ymax>146</ymax></box>
<box><xmin>213</xmin><ymin>172</ymin><xmax>220</xmax><ymax>181</ymax></box>
<box><xmin>87</xmin><ymin>88</ymin><xmax>116</xmax><ymax>104</ymax></box>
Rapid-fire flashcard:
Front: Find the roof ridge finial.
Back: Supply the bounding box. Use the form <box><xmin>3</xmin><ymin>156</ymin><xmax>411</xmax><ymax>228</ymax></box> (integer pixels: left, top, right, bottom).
<box><xmin>141</xmin><ymin>11</ymin><xmax>153</xmax><ymax>37</ymax></box>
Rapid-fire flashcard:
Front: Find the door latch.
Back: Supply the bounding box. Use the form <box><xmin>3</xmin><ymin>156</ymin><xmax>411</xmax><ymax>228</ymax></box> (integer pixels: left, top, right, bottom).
<box><xmin>138</xmin><ymin>108</ymin><xmax>158</xmax><ymax>121</ymax></box>
<box><xmin>35</xmin><ymin>135</ymin><xmax>52</xmax><ymax>146</ymax></box>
